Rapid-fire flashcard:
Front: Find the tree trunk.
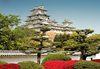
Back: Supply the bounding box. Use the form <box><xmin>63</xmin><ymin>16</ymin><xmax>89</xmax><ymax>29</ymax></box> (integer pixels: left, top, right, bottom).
<box><xmin>80</xmin><ymin>51</ymin><xmax>87</xmax><ymax>60</ymax></box>
<box><xmin>37</xmin><ymin>41</ymin><xmax>42</xmax><ymax>64</ymax></box>
<box><xmin>37</xmin><ymin>49</ymin><xmax>41</xmax><ymax>64</ymax></box>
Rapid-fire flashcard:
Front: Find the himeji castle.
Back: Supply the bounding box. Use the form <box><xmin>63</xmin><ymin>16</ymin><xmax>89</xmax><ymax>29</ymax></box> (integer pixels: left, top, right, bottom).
<box><xmin>25</xmin><ymin>5</ymin><xmax>75</xmax><ymax>32</ymax></box>
<box><xmin>24</xmin><ymin>5</ymin><xmax>75</xmax><ymax>41</ymax></box>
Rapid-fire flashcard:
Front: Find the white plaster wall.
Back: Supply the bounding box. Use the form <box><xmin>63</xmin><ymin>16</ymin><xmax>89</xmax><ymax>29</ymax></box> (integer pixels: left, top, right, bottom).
<box><xmin>0</xmin><ymin>55</ymin><xmax>46</xmax><ymax>63</ymax></box>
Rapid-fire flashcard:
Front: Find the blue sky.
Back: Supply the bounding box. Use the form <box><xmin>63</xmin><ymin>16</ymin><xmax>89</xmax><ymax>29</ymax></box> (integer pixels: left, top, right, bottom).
<box><xmin>0</xmin><ymin>0</ymin><xmax>100</xmax><ymax>34</ymax></box>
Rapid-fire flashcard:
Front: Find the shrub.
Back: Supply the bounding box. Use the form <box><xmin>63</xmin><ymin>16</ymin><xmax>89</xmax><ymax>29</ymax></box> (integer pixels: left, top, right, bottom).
<box><xmin>18</xmin><ymin>61</ymin><xmax>43</xmax><ymax>69</ymax></box>
<box><xmin>43</xmin><ymin>60</ymin><xmax>66</xmax><ymax>69</ymax></box>
<box><xmin>0</xmin><ymin>61</ymin><xmax>7</xmax><ymax>64</ymax></box>
<box><xmin>65</xmin><ymin>60</ymin><xmax>78</xmax><ymax>69</ymax></box>
<box><xmin>74</xmin><ymin>60</ymin><xmax>100</xmax><ymax>69</ymax></box>
<box><xmin>0</xmin><ymin>64</ymin><xmax>2</xmax><ymax>69</ymax></box>
<box><xmin>92</xmin><ymin>59</ymin><xmax>100</xmax><ymax>63</ymax></box>
<box><xmin>42</xmin><ymin>54</ymin><xmax>71</xmax><ymax>64</ymax></box>
<box><xmin>1</xmin><ymin>63</ymin><xmax>20</xmax><ymax>69</ymax></box>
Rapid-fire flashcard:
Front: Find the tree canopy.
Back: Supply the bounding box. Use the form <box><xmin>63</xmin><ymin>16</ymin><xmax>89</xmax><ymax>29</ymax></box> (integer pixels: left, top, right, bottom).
<box><xmin>54</xmin><ymin>29</ymin><xmax>100</xmax><ymax>60</ymax></box>
<box><xmin>0</xmin><ymin>13</ymin><xmax>20</xmax><ymax>50</ymax></box>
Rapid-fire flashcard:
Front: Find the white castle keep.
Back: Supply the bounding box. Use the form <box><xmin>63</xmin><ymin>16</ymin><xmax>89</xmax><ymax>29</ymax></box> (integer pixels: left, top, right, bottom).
<box><xmin>24</xmin><ymin>5</ymin><xmax>75</xmax><ymax>41</ymax></box>
<box><xmin>25</xmin><ymin>5</ymin><xmax>75</xmax><ymax>32</ymax></box>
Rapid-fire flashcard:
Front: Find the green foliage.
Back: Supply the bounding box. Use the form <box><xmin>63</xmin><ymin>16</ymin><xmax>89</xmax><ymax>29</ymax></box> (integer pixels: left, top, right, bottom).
<box><xmin>42</xmin><ymin>54</ymin><xmax>71</xmax><ymax>64</ymax></box>
<box><xmin>0</xmin><ymin>13</ymin><xmax>23</xmax><ymax>50</ymax></box>
<box><xmin>70</xmin><ymin>32</ymin><xmax>87</xmax><ymax>43</ymax></box>
<box><xmin>0</xmin><ymin>45</ymin><xmax>3</xmax><ymax>49</ymax></box>
<box><xmin>0</xmin><ymin>61</ymin><xmax>7</xmax><ymax>64</ymax></box>
<box><xmin>12</xmin><ymin>27</ymin><xmax>36</xmax><ymax>50</ymax></box>
<box><xmin>40</xmin><ymin>26</ymin><xmax>50</xmax><ymax>33</ymax></box>
<box><xmin>74</xmin><ymin>61</ymin><xmax>100</xmax><ymax>69</ymax></box>
<box><xmin>75</xmin><ymin>29</ymin><xmax>94</xmax><ymax>35</ymax></box>
<box><xmin>86</xmin><ymin>34</ymin><xmax>100</xmax><ymax>45</ymax></box>
<box><xmin>78</xmin><ymin>43</ymin><xmax>89</xmax><ymax>51</ymax></box>
<box><xmin>31</xmin><ymin>26</ymin><xmax>51</xmax><ymax>63</ymax></box>
<box><xmin>72</xmin><ymin>30</ymin><xmax>93</xmax><ymax>59</ymax></box>
<box><xmin>67</xmin><ymin>30</ymin><xmax>100</xmax><ymax>60</ymax></box>
<box><xmin>13</xmin><ymin>27</ymin><xmax>35</xmax><ymax>38</ymax></box>
<box><xmin>54</xmin><ymin>34</ymin><xmax>70</xmax><ymax>42</ymax></box>
<box><xmin>85</xmin><ymin>34</ymin><xmax>100</xmax><ymax>55</ymax></box>
<box><xmin>0</xmin><ymin>13</ymin><xmax>20</xmax><ymax>29</ymax></box>
<box><xmin>87</xmin><ymin>34</ymin><xmax>100</xmax><ymax>40</ymax></box>
<box><xmin>53</xmin><ymin>29</ymin><xmax>100</xmax><ymax>60</ymax></box>
<box><xmin>0</xmin><ymin>27</ymin><xmax>21</xmax><ymax>50</ymax></box>
<box><xmin>53</xmin><ymin>34</ymin><xmax>70</xmax><ymax>49</ymax></box>
<box><xmin>64</xmin><ymin>39</ymin><xmax>79</xmax><ymax>50</ymax></box>
<box><xmin>0</xmin><ymin>13</ymin><xmax>20</xmax><ymax>50</ymax></box>
<box><xmin>18</xmin><ymin>61</ymin><xmax>43</xmax><ymax>69</ymax></box>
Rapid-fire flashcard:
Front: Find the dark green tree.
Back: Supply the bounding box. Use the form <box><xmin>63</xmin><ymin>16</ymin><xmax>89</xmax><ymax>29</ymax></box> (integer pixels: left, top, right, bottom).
<box><xmin>86</xmin><ymin>34</ymin><xmax>100</xmax><ymax>54</ymax></box>
<box><xmin>65</xmin><ymin>29</ymin><xmax>100</xmax><ymax>60</ymax></box>
<box><xmin>32</xmin><ymin>26</ymin><xmax>50</xmax><ymax>64</ymax></box>
<box><xmin>63</xmin><ymin>39</ymin><xmax>79</xmax><ymax>51</ymax></box>
<box><xmin>75</xmin><ymin>29</ymin><xmax>94</xmax><ymax>60</ymax></box>
<box><xmin>54</xmin><ymin>29</ymin><xmax>100</xmax><ymax>60</ymax></box>
<box><xmin>53</xmin><ymin>33</ymin><xmax>70</xmax><ymax>51</ymax></box>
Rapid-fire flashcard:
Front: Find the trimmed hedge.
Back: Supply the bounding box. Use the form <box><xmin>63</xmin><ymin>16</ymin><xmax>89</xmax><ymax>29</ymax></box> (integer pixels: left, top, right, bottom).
<box><xmin>43</xmin><ymin>60</ymin><xmax>66</xmax><ymax>69</ymax></box>
<box><xmin>0</xmin><ymin>64</ymin><xmax>2</xmax><ymax>69</ymax></box>
<box><xmin>0</xmin><ymin>61</ymin><xmax>7</xmax><ymax>64</ymax></box>
<box><xmin>74</xmin><ymin>61</ymin><xmax>100</xmax><ymax>69</ymax></box>
<box><xmin>43</xmin><ymin>60</ymin><xmax>78</xmax><ymax>69</ymax></box>
<box><xmin>18</xmin><ymin>61</ymin><xmax>43</xmax><ymax>69</ymax></box>
<box><xmin>1</xmin><ymin>63</ymin><xmax>20</xmax><ymax>69</ymax></box>
<box><xmin>65</xmin><ymin>60</ymin><xmax>78</xmax><ymax>69</ymax></box>
<box><xmin>92</xmin><ymin>59</ymin><xmax>100</xmax><ymax>63</ymax></box>
<box><xmin>42</xmin><ymin>54</ymin><xmax>71</xmax><ymax>64</ymax></box>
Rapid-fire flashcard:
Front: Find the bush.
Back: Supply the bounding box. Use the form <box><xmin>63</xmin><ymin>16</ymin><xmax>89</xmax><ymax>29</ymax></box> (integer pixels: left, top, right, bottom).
<box><xmin>43</xmin><ymin>60</ymin><xmax>66</xmax><ymax>69</ymax></box>
<box><xmin>1</xmin><ymin>63</ymin><xmax>20</xmax><ymax>69</ymax></box>
<box><xmin>0</xmin><ymin>61</ymin><xmax>7</xmax><ymax>69</ymax></box>
<box><xmin>0</xmin><ymin>64</ymin><xmax>2</xmax><ymax>69</ymax></box>
<box><xmin>18</xmin><ymin>61</ymin><xmax>43</xmax><ymax>69</ymax></box>
<box><xmin>0</xmin><ymin>61</ymin><xmax>7</xmax><ymax>64</ymax></box>
<box><xmin>92</xmin><ymin>59</ymin><xmax>100</xmax><ymax>63</ymax></box>
<box><xmin>65</xmin><ymin>60</ymin><xmax>78</xmax><ymax>69</ymax></box>
<box><xmin>43</xmin><ymin>60</ymin><xmax>78</xmax><ymax>69</ymax></box>
<box><xmin>42</xmin><ymin>54</ymin><xmax>71</xmax><ymax>64</ymax></box>
<box><xmin>74</xmin><ymin>61</ymin><xmax>100</xmax><ymax>69</ymax></box>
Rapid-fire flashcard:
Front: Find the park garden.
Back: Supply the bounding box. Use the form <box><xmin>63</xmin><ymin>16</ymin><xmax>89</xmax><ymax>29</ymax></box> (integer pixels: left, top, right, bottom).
<box><xmin>0</xmin><ymin>54</ymin><xmax>100</xmax><ymax>69</ymax></box>
<box><xmin>0</xmin><ymin>12</ymin><xmax>100</xmax><ymax>69</ymax></box>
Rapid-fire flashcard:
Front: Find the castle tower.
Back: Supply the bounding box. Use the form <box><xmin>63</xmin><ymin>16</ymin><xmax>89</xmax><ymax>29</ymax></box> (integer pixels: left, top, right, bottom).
<box><xmin>26</xmin><ymin>5</ymin><xmax>50</xmax><ymax>31</ymax></box>
<box><xmin>25</xmin><ymin>5</ymin><xmax>75</xmax><ymax>32</ymax></box>
<box><xmin>24</xmin><ymin>5</ymin><xmax>75</xmax><ymax>41</ymax></box>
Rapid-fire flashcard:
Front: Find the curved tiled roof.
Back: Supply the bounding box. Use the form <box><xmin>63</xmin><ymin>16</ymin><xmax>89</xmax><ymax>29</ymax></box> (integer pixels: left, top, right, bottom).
<box><xmin>0</xmin><ymin>50</ymin><xmax>26</xmax><ymax>56</ymax></box>
<box><xmin>0</xmin><ymin>50</ymin><xmax>47</xmax><ymax>56</ymax></box>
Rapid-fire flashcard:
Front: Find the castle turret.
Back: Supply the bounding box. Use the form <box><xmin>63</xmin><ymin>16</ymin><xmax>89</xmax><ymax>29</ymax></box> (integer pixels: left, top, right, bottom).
<box><xmin>63</xmin><ymin>19</ymin><xmax>72</xmax><ymax>26</ymax></box>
